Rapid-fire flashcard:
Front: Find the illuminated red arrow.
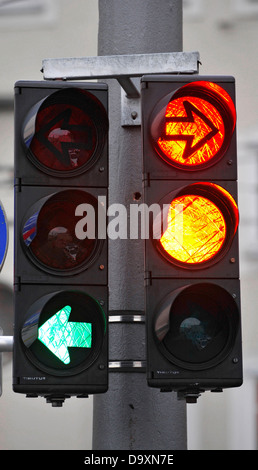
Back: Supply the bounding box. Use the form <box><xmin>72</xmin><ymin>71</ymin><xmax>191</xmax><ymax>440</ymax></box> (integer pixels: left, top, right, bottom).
<box><xmin>162</xmin><ymin>100</ymin><xmax>219</xmax><ymax>160</ymax></box>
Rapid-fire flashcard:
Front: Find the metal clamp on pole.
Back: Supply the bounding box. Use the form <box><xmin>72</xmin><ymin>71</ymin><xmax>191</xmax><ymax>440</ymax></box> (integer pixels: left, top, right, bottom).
<box><xmin>108</xmin><ymin>310</ymin><xmax>146</xmax><ymax>372</ymax></box>
<box><xmin>108</xmin><ymin>360</ymin><xmax>146</xmax><ymax>372</ymax></box>
<box><xmin>0</xmin><ymin>335</ymin><xmax>13</xmax><ymax>352</ymax></box>
<box><xmin>109</xmin><ymin>310</ymin><xmax>145</xmax><ymax>324</ymax></box>
<box><xmin>0</xmin><ymin>330</ymin><xmax>13</xmax><ymax>397</ymax></box>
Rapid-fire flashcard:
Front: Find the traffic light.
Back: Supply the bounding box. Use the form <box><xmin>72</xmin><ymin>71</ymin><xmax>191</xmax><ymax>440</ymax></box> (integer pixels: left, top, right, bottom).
<box><xmin>141</xmin><ymin>75</ymin><xmax>242</xmax><ymax>402</ymax></box>
<box><xmin>13</xmin><ymin>81</ymin><xmax>109</xmax><ymax>405</ymax></box>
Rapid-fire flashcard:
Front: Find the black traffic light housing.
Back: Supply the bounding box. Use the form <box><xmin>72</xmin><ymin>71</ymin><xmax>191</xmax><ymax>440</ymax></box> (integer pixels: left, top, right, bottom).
<box><xmin>13</xmin><ymin>81</ymin><xmax>109</xmax><ymax>405</ymax></box>
<box><xmin>141</xmin><ymin>75</ymin><xmax>242</xmax><ymax>402</ymax></box>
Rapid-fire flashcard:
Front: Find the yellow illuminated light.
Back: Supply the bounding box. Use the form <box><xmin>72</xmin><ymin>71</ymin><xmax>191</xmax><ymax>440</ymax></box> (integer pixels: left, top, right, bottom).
<box><xmin>160</xmin><ymin>194</ymin><xmax>226</xmax><ymax>264</ymax></box>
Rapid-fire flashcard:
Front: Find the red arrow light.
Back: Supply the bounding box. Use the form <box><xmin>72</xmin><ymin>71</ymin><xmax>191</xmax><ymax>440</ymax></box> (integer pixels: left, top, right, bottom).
<box><xmin>159</xmin><ymin>97</ymin><xmax>224</xmax><ymax>165</ymax></box>
<box><xmin>151</xmin><ymin>81</ymin><xmax>236</xmax><ymax>170</ymax></box>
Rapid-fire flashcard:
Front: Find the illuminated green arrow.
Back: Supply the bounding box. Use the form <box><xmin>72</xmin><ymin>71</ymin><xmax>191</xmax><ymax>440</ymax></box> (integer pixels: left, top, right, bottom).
<box><xmin>38</xmin><ymin>305</ymin><xmax>92</xmax><ymax>364</ymax></box>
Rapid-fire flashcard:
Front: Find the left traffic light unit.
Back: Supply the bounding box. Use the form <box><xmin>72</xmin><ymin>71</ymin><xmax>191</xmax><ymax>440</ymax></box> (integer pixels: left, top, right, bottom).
<box><xmin>13</xmin><ymin>81</ymin><xmax>109</xmax><ymax>406</ymax></box>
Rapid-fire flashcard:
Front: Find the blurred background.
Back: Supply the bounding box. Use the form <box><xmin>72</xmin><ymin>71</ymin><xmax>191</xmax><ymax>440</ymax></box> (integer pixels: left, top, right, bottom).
<box><xmin>0</xmin><ymin>0</ymin><xmax>257</xmax><ymax>450</ymax></box>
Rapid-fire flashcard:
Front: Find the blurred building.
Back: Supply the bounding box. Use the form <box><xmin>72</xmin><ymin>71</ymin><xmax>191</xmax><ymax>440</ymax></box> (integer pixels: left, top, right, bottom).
<box><xmin>0</xmin><ymin>0</ymin><xmax>257</xmax><ymax>449</ymax></box>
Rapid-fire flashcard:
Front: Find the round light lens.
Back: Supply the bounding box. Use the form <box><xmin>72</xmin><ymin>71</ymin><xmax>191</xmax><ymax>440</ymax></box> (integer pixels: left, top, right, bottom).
<box><xmin>155</xmin><ymin>183</ymin><xmax>238</xmax><ymax>268</ymax></box>
<box><xmin>23</xmin><ymin>88</ymin><xmax>108</xmax><ymax>176</ymax></box>
<box><xmin>151</xmin><ymin>81</ymin><xmax>236</xmax><ymax>170</ymax></box>
<box><xmin>22</xmin><ymin>189</ymin><xmax>100</xmax><ymax>273</ymax></box>
<box><xmin>157</xmin><ymin>96</ymin><xmax>225</xmax><ymax>167</ymax></box>
<box><xmin>154</xmin><ymin>283</ymin><xmax>239</xmax><ymax>370</ymax></box>
<box><xmin>160</xmin><ymin>193</ymin><xmax>226</xmax><ymax>264</ymax></box>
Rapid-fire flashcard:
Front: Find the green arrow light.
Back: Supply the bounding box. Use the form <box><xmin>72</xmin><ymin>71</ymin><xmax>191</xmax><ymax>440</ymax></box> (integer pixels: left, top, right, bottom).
<box><xmin>38</xmin><ymin>305</ymin><xmax>92</xmax><ymax>364</ymax></box>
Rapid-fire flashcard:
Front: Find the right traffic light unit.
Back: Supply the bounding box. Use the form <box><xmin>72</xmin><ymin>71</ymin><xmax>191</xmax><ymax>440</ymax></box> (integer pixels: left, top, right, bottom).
<box><xmin>141</xmin><ymin>75</ymin><xmax>243</xmax><ymax>402</ymax></box>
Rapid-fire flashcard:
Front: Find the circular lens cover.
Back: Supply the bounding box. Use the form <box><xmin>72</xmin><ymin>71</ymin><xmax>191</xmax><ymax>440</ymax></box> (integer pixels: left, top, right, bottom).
<box><xmin>154</xmin><ymin>283</ymin><xmax>239</xmax><ymax>370</ymax></box>
<box><xmin>151</xmin><ymin>81</ymin><xmax>236</xmax><ymax>170</ymax></box>
<box><xmin>23</xmin><ymin>88</ymin><xmax>108</xmax><ymax>176</ymax></box>
<box><xmin>154</xmin><ymin>182</ymin><xmax>238</xmax><ymax>269</ymax></box>
<box><xmin>21</xmin><ymin>290</ymin><xmax>106</xmax><ymax>375</ymax></box>
<box><xmin>22</xmin><ymin>189</ymin><xmax>101</xmax><ymax>274</ymax></box>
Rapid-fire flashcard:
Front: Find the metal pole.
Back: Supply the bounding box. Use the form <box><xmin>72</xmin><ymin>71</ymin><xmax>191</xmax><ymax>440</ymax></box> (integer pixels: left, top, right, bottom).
<box><xmin>0</xmin><ymin>336</ymin><xmax>13</xmax><ymax>352</ymax></box>
<box><xmin>92</xmin><ymin>0</ymin><xmax>187</xmax><ymax>450</ymax></box>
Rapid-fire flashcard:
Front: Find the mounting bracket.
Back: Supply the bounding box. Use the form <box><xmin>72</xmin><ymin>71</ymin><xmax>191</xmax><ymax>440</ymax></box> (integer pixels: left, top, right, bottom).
<box><xmin>42</xmin><ymin>52</ymin><xmax>200</xmax><ymax>126</ymax></box>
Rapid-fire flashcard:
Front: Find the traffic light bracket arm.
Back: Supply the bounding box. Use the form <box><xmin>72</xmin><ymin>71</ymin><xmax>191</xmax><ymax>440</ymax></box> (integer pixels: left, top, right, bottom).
<box><xmin>42</xmin><ymin>52</ymin><xmax>200</xmax><ymax>127</ymax></box>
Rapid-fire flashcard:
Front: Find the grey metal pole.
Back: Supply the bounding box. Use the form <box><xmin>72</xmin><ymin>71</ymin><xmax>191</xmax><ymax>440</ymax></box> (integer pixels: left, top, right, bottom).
<box><xmin>0</xmin><ymin>336</ymin><xmax>13</xmax><ymax>352</ymax></box>
<box><xmin>92</xmin><ymin>0</ymin><xmax>187</xmax><ymax>450</ymax></box>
